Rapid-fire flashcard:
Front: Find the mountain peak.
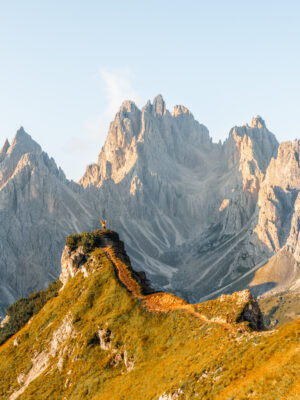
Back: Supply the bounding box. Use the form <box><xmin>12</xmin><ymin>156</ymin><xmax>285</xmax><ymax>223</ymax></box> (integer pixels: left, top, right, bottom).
<box><xmin>14</xmin><ymin>126</ymin><xmax>31</xmax><ymax>141</ymax></box>
<box><xmin>172</xmin><ymin>104</ymin><xmax>193</xmax><ymax>118</ymax></box>
<box><xmin>10</xmin><ymin>127</ymin><xmax>42</xmax><ymax>155</ymax></box>
<box><xmin>0</xmin><ymin>139</ymin><xmax>10</xmax><ymax>155</ymax></box>
<box><xmin>119</xmin><ymin>100</ymin><xmax>139</xmax><ymax>114</ymax></box>
<box><xmin>251</xmin><ymin>115</ymin><xmax>266</xmax><ymax>129</ymax></box>
<box><xmin>13</xmin><ymin>126</ymin><xmax>33</xmax><ymax>142</ymax></box>
<box><xmin>153</xmin><ymin>94</ymin><xmax>166</xmax><ymax>115</ymax></box>
<box><xmin>16</xmin><ymin>125</ymin><xmax>26</xmax><ymax>134</ymax></box>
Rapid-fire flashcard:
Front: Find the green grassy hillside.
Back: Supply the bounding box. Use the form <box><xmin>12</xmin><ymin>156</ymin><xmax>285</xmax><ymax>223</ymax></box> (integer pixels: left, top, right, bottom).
<box><xmin>0</xmin><ymin>231</ymin><xmax>299</xmax><ymax>400</ymax></box>
<box><xmin>0</xmin><ymin>279</ymin><xmax>62</xmax><ymax>346</ymax></box>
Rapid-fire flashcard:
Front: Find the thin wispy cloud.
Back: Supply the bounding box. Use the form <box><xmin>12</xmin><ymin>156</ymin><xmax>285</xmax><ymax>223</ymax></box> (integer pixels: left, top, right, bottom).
<box><xmin>64</xmin><ymin>68</ymin><xmax>142</xmax><ymax>156</ymax></box>
<box><xmin>100</xmin><ymin>67</ymin><xmax>142</xmax><ymax>122</ymax></box>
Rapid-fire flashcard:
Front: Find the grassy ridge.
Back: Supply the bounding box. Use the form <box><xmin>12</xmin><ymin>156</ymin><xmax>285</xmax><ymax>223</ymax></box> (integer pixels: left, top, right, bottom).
<box><xmin>0</xmin><ymin>244</ymin><xmax>299</xmax><ymax>399</ymax></box>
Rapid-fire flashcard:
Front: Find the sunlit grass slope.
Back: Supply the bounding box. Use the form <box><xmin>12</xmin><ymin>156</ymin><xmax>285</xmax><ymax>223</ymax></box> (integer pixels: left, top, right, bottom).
<box><xmin>0</xmin><ymin>232</ymin><xmax>299</xmax><ymax>400</ymax></box>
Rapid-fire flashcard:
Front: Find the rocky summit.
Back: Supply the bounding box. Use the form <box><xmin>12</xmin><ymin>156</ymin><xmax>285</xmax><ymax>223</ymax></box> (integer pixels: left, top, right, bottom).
<box><xmin>0</xmin><ymin>95</ymin><xmax>300</xmax><ymax>317</ymax></box>
<box><xmin>79</xmin><ymin>95</ymin><xmax>298</xmax><ymax>304</ymax></box>
<box><xmin>0</xmin><ymin>230</ymin><xmax>298</xmax><ymax>399</ymax></box>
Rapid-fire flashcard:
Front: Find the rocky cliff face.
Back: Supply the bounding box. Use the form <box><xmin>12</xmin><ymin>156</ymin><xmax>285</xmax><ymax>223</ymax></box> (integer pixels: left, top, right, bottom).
<box><xmin>60</xmin><ymin>246</ymin><xmax>88</xmax><ymax>287</ymax></box>
<box><xmin>255</xmin><ymin>140</ymin><xmax>300</xmax><ymax>251</ymax></box>
<box><xmin>0</xmin><ymin>128</ymin><xmax>100</xmax><ymax>315</ymax></box>
<box><xmin>0</xmin><ymin>96</ymin><xmax>299</xmax><ymax>315</ymax></box>
<box><xmin>248</xmin><ymin>140</ymin><xmax>300</xmax><ymax>296</ymax></box>
<box><xmin>80</xmin><ymin>96</ymin><xmax>282</xmax><ymax>302</ymax></box>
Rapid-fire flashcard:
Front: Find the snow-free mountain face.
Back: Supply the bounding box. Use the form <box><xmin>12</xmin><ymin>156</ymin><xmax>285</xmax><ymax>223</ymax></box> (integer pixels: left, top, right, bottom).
<box><xmin>80</xmin><ymin>95</ymin><xmax>282</xmax><ymax>301</ymax></box>
<box><xmin>0</xmin><ymin>128</ymin><xmax>100</xmax><ymax>316</ymax></box>
<box><xmin>0</xmin><ymin>95</ymin><xmax>300</xmax><ymax>315</ymax></box>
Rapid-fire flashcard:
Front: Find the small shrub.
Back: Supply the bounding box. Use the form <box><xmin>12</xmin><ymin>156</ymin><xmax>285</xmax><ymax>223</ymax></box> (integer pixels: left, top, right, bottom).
<box><xmin>65</xmin><ymin>229</ymin><xmax>115</xmax><ymax>253</ymax></box>
<box><xmin>66</xmin><ymin>233</ymin><xmax>82</xmax><ymax>250</ymax></box>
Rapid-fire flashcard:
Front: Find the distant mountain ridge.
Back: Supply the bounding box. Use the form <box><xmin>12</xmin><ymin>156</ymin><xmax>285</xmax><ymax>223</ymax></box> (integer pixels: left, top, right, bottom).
<box><xmin>0</xmin><ymin>128</ymin><xmax>99</xmax><ymax>315</ymax></box>
<box><xmin>0</xmin><ymin>95</ymin><xmax>300</xmax><ymax>315</ymax></box>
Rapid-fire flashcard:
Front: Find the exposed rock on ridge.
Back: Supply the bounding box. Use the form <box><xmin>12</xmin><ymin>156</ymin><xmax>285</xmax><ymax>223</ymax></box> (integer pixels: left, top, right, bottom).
<box><xmin>2</xmin><ymin>232</ymin><xmax>293</xmax><ymax>400</ymax></box>
<box><xmin>235</xmin><ymin>289</ymin><xmax>265</xmax><ymax>331</ymax></box>
<box><xmin>58</xmin><ymin>230</ymin><xmax>265</xmax><ymax>332</ymax></box>
<box><xmin>80</xmin><ymin>96</ymin><xmax>283</xmax><ymax>302</ymax></box>
<box><xmin>60</xmin><ymin>246</ymin><xmax>88</xmax><ymax>287</ymax></box>
<box><xmin>0</xmin><ymin>96</ymin><xmax>300</xmax><ymax>315</ymax></box>
<box><xmin>60</xmin><ymin>230</ymin><xmax>155</xmax><ymax>295</ymax></box>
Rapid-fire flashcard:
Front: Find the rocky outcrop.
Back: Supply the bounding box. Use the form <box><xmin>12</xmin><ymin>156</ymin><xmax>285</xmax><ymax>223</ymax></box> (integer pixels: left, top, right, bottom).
<box><xmin>90</xmin><ymin>324</ymin><xmax>134</xmax><ymax>372</ymax></box>
<box><xmin>59</xmin><ymin>230</ymin><xmax>155</xmax><ymax>296</ymax></box>
<box><xmin>59</xmin><ymin>246</ymin><xmax>88</xmax><ymax>286</ymax></box>
<box><xmin>235</xmin><ymin>290</ymin><xmax>265</xmax><ymax>331</ymax></box>
<box><xmin>9</xmin><ymin>312</ymin><xmax>75</xmax><ymax>400</ymax></box>
<box><xmin>0</xmin><ymin>315</ymin><xmax>10</xmax><ymax>327</ymax></box>
<box><xmin>158</xmin><ymin>389</ymin><xmax>183</xmax><ymax>400</ymax></box>
<box><xmin>97</xmin><ymin>328</ymin><xmax>112</xmax><ymax>351</ymax></box>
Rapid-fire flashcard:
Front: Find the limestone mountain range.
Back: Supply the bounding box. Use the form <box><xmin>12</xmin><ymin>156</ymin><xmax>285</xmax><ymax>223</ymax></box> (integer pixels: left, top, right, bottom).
<box><xmin>0</xmin><ymin>94</ymin><xmax>300</xmax><ymax>315</ymax></box>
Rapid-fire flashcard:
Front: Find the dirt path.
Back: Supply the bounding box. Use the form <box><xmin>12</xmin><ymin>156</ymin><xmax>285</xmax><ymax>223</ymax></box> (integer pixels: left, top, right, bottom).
<box><xmin>105</xmin><ymin>246</ymin><xmax>236</xmax><ymax>334</ymax></box>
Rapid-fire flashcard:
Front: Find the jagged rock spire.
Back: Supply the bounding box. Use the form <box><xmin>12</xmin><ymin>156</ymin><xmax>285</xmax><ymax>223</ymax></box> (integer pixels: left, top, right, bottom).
<box><xmin>172</xmin><ymin>105</ymin><xmax>193</xmax><ymax>118</ymax></box>
<box><xmin>153</xmin><ymin>94</ymin><xmax>166</xmax><ymax>115</ymax></box>
<box><xmin>251</xmin><ymin>115</ymin><xmax>266</xmax><ymax>129</ymax></box>
<box><xmin>0</xmin><ymin>139</ymin><xmax>10</xmax><ymax>155</ymax></box>
<box><xmin>118</xmin><ymin>100</ymin><xmax>139</xmax><ymax>114</ymax></box>
<box><xmin>9</xmin><ymin>126</ymin><xmax>42</xmax><ymax>155</ymax></box>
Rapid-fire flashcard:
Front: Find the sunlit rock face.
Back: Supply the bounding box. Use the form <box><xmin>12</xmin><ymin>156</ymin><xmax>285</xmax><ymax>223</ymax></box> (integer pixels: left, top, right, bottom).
<box><xmin>59</xmin><ymin>246</ymin><xmax>88</xmax><ymax>287</ymax></box>
<box><xmin>248</xmin><ymin>140</ymin><xmax>300</xmax><ymax>296</ymax></box>
<box><xmin>1</xmin><ymin>95</ymin><xmax>300</xmax><ymax>316</ymax></box>
<box><xmin>255</xmin><ymin>140</ymin><xmax>300</xmax><ymax>251</ymax></box>
<box><xmin>80</xmin><ymin>100</ymin><xmax>142</xmax><ymax>187</ymax></box>
<box><xmin>80</xmin><ymin>96</ymin><xmax>283</xmax><ymax>302</ymax></box>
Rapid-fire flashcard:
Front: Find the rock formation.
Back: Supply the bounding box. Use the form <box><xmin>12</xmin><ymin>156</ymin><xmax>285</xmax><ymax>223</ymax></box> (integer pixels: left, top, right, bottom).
<box><xmin>59</xmin><ymin>246</ymin><xmax>88</xmax><ymax>287</ymax></box>
<box><xmin>0</xmin><ymin>95</ymin><xmax>300</xmax><ymax>315</ymax></box>
<box><xmin>80</xmin><ymin>96</ymin><xmax>281</xmax><ymax>302</ymax></box>
<box><xmin>0</xmin><ymin>128</ymin><xmax>99</xmax><ymax>315</ymax></box>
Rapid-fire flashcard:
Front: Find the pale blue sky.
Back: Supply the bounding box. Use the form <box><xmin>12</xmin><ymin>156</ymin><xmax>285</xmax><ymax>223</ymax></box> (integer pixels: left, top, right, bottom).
<box><xmin>1</xmin><ymin>1</ymin><xmax>300</xmax><ymax>180</ymax></box>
